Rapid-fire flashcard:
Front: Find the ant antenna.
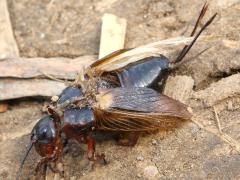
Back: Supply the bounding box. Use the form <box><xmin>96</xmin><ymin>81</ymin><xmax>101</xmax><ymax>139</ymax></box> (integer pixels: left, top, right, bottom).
<box><xmin>16</xmin><ymin>141</ymin><xmax>34</xmax><ymax>180</ymax></box>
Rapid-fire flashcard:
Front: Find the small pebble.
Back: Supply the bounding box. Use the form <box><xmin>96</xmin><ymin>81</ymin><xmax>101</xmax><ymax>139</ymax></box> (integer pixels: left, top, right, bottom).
<box><xmin>0</xmin><ymin>103</ymin><xmax>8</xmax><ymax>113</ymax></box>
<box><xmin>151</xmin><ymin>139</ymin><xmax>157</xmax><ymax>145</ymax></box>
<box><xmin>41</xmin><ymin>103</ymin><xmax>48</xmax><ymax>112</ymax></box>
<box><xmin>137</xmin><ymin>173</ymin><xmax>142</xmax><ymax>178</ymax></box>
<box><xmin>227</xmin><ymin>100</ymin><xmax>233</xmax><ymax>111</ymax></box>
<box><xmin>136</xmin><ymin>156</ymin><xmax>144</xmax><ymax>161</ymax></box>
<box><xmin>0</xmin><ymin>54</ymin><xmax>7</xmax><ymax>59</ymax></box>
<box><xmin>54</xmin><ymin>173</ymin><xmax>60</xmax><ymax>180</ymax></box>
<box><xmin>51</xmin><ymin>95</ymin><xmax>59</xmax><ymax>102</ymax></box>
<box><xmin>57</xmin><ymin>163</ymin><xmax>64</xmax><ymax>172</ymax></box>
<box><xmin>187</xmin><ymin>107</ymin><xmax>193</xmax><ymax>114</ymax></box>
<box><xmin>143</xmin><ymin>14</ymin><xmax>148</xmax><ymax>19</ymax></box>
<box><xmin>143</xmin><ymin>165</ymin><xmax>159</xmax><ymax>178</ymax></box>
<box><xmin>70</xmin><ymin>176</ymin><xmax>77</xmax><ymax>180</ymax></box>
<box><xmin>40</xmin><ymin>33</ymin><xmax>46</xmax><ymax>39</ymax></box>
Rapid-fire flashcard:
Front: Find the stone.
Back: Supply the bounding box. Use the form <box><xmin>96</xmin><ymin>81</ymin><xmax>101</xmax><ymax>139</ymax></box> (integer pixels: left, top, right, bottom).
<box><xmin>143</xmin><ymin>165</ymin><xmax>159</xmax><ymax>179</ymax></box>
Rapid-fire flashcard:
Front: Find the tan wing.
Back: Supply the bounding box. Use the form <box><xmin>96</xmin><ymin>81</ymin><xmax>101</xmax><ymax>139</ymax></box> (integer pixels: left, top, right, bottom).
<box><xmin>91</xmin><ymin>48</ymin><xmax>131</xmax><ymax>67</ymax></box>
<box><xmin>94</xmin><ymin>87</ymin><xmax>192</xmax><ymax>131</ymax></box>
<box><xmin>90</xmin><ymin>36</ymin><xmax>207</xmax><ymax>74</ymax></box>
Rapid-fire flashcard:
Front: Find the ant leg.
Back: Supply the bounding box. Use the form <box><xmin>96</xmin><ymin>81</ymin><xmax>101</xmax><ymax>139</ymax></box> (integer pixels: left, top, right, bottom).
<box><xmin>116</xmin><ymin>132</ymin><xmax>140</xmax><ymax>146</ymax></box>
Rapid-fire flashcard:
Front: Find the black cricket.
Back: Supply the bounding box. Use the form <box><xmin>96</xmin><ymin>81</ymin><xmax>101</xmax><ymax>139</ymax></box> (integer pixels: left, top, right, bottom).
<box><xmin>16</xmin><ymin>3</ymin><xmax>216</xmax><ymax>180</ymax></box>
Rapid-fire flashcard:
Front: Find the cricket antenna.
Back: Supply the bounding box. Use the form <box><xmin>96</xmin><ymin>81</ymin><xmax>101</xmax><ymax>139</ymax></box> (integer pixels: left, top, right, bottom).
<box><xmin>16</xmin><ymin>141</ymin><xmax>34</xmax><ymax>180</ymax></box>
<box><xmin>173</xmin><ymin>13</ymin><xmax>217</xmax><ymax>63</ymax></box>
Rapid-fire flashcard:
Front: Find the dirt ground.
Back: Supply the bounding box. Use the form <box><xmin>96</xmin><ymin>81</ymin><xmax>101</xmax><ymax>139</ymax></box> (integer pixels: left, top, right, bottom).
<box><xmin>1</xmin><ymin>0</ymin><xmax>240</xmax><ymax>179</ymax></box>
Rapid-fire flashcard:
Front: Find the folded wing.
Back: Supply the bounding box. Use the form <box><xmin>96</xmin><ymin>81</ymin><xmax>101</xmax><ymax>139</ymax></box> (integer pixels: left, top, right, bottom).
<box><xmin>94</xmin><ymin>87</ymin><xmax>191</xmax><ymax>131</ymax></box>
<box><xmin>90</xmin><ymin>36</ymin><xmax>201</xmax><ymax>74</ymax></box>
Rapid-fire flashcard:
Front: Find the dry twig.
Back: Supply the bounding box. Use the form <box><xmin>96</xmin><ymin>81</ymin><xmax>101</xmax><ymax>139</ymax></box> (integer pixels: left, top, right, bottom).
<box><xmin>213</xmin><ymin>106</ymin><xmax>223</xmax><ymax>134</ymax></box>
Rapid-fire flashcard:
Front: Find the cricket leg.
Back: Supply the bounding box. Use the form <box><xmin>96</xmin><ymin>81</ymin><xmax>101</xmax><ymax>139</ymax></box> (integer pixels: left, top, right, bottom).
<box><xmin>76</xmin><ymin>134</ymin><xmax>107</xmax><ymax>165</ymax></box>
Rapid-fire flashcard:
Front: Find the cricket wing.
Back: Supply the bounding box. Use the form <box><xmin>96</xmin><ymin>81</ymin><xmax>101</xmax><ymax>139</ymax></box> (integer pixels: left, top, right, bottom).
<box><xmin>90</xmin><ymin>36</ymin><xmax>203</xmax><ymax>74</ymax></box>
<box><xmin>91</xmin><ymin>46</ymin><xmax>162</xmax><ymax>74</ymax></box>
<box><xmin>93</xmin><ymin>87</ymin><xmax>191</xmax><ymax>131</ymax></box>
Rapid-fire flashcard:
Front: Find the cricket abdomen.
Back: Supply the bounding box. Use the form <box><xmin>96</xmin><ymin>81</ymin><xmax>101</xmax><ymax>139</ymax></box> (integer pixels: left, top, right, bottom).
<box><xmin>117</xmin><ymin>56</ymin><xmax>170</xmax><ymax>92</ymax></box>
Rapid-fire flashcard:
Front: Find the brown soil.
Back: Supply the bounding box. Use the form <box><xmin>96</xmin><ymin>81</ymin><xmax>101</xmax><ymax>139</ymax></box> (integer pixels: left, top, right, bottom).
<box><xmin>1</xmin><ymin>0</ymin><xmax>240</xmax><ymax>180</ymax></box>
